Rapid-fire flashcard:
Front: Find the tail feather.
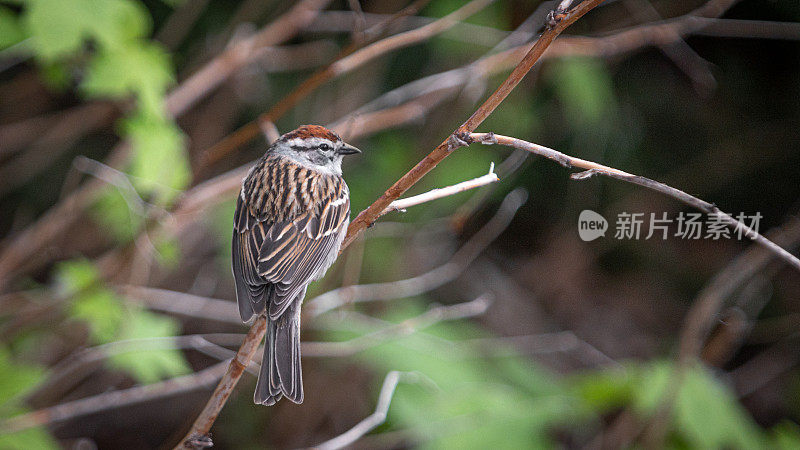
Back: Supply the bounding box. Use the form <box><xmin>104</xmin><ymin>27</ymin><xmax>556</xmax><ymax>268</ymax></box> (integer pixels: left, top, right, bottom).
<box><xmin>254</xmin><ymin>319</ymin><xmax>282</xmax><ymax>405</ymax></box>
<box><xmin>254</xmin><ymin>302</ymin><xmax>303</xmax><ymax>405</ymax></box>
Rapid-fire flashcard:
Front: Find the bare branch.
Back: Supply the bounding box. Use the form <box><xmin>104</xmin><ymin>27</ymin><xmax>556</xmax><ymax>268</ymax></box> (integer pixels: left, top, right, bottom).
<box><xmin>0</xmin><ymin>361</ymin><xmax>229</xmax><ymax>434</ymax></box>
<box><xmin>198</xmin><ymin>0</ymin><xmax>498</xmax><ymax>171</ymax></box>
<box><xmin>341</xmin><ymin>0</ymin><xmax>607</xmax><ymax>250</ymax></box>
<box><xmin>384</xmin><ymin>163</ymin><xmax>498</xmax><ymax>214</ymax></box>
<box><xmin>303</xmin><ymin>294</ymin><xmax>492</xmax><ymax>357</ymax></box>
<box><xmin>312</xmin><ymin>371</ymin><xmax>422</xmax><ymax>450</ymax></box>
<box><xmin>176</xmin><ymin>317</ymin><xmax>266</xmax><ymax>448</ymax></box>
<box><xmin>469</xmin><ymin>132</ymin><xmax>800</xmax><ymax>272</ymax></box>
<box><xmin>119</xmin><ymin>285</ymin><xmax>241</xmax><ymax>325</ymax></box>
<box><xmin>307</xmin><ymin>189</ymin><xmax>525</xmax><ymax>317</ymax></box>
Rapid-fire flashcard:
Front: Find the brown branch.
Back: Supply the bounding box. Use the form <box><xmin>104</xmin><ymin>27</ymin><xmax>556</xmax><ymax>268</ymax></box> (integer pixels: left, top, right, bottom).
<box><xmin>174</xmin><ymin>2</ymin><xmax>604</xmax><ymax>446</ymax></box>
<box><xmin>197</xmin><ymin>0</ymin><xmax>497</xmax><ymax>173</ymax></box>
<box><xmin>469</xmin><ymin>132</ymin><xmax>800</xmax><ymax>272</ymax></box>
<box><xmin>472</xmin><ymin>130</ymin><xmax>800</xmax><ymax>449</ymax></box>
<box><xmin>176</xmin><ymin>316</ymin><xmax>266</xmax><ymax>448</ymax></box>
<box><xmin>307</xmin><ymin>188</ymin><xmax>525</xmax><ymax>317</ymax></box>
<box><xmin>0</xmin><ymin>361</ymin><xmax>229</xmax><ymax>434</ymax></box>
<box><xmin>341</xmin><ymin>0</ymin><xmax>606</xmax><ymax>251</ymax></box>
<box><xmin>165</xmin><ymin>0</ymin><xmax>333</xmax><ymax>116</ymax></box>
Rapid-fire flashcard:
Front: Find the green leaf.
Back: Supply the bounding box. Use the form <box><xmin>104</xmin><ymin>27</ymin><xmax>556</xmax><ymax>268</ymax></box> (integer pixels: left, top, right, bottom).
<box><xmin>572</xmin><ymin>369</ymin><xmax>633</xmax><ymax>411</ymax></box>
<box><xmin>90</xmin><ymin>187</ymin><xmax>145</xmax><ymax>243</ymax></box>
<box><xmin>54</xmin><ymin>258</ymin><xmax>99</xmax><ymax>296</ymax></box>
<box><xmin>69</xmin><ymin>288</ymin><xmax>126</xmax><ymax>344</ymax></box>
<box><xmin>123</xmin><ymin>112</ymin><xmax>189</xmax><ymax>204</ymax></box>
<box><xmin>23</xmin><ymin>0</ymin><xmax>150</xmax><ymax>60</ymax></box>
<box><xmin>628</xmin><ymin>361</ymin><xmax>765</xmax><ymax>449</ymax></box>
<box><xmin>154</xmin><ymin>237</ymin><xmax>181</xmax><ymax>269</ymax></box>
<box><xmin>675</xmin><ymin>366</ymin><xmax>765</xmax><ymax>449</ymax></box>
<box><xmin>38</xmin><ymin>60</ymin><xmax>70</xmax><ymax>90</ymax></box>
<box><xmin>82</xmin><ymin>42</ymin><xmax>174</xmax><ymax>116</ymax></box>
<box><xmin>322</xmin><ymin>302</ymin><xmax>582</xmax><ymax>448</ymax></box>
<box><xmin>0</xmin><ymin>347</ymin><xmax>44</xmax><ymax>407</ymax></box>
<box><xmin>0</xmin><ymin>6</ymin><xmax>26</xmax><ymax>49</ymax></box>
<box><xmin>158</xmin><ymin>0</ymin><xmax>186</xmax><ymax>7</ymax></box>
<box><xmin>773</xmin><ymin>421</ymin><xmax>800</xmax><ymax>450</ymax></box>
<box><xmin>109</xmin><ymin>307</ymin><xmax>189</xmax><ymax>383</ymax></box>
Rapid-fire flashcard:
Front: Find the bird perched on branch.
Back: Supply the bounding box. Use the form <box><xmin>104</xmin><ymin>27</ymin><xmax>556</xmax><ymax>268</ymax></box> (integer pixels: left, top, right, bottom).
<box><xmin>232</xmin><ymin>125</ymin><xmax>360</xmax><ymax>405</ymax></box>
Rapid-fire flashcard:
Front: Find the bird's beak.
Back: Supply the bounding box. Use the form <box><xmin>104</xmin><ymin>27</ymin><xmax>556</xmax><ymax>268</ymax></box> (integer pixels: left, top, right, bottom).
<box><xmin>336</xmin><ymin>143</ymin><xmax>361</xmax><ymax>155</ymax></box>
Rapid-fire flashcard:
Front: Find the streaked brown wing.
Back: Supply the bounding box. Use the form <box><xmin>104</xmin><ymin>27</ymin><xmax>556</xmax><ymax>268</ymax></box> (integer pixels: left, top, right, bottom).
<box><xmin>258</xmin><ymin>193</ymin><xmax>349</xmax><ymax>319</ymax></box>
<box><xmin>232</xmin><ymin>185</ymin><xmax>350</xmax><ymax>322</ymax></box>
<box><xmin>232</xmin><ymin>195</ymin><xmax>270</xmax><ymax>322</ymax></box>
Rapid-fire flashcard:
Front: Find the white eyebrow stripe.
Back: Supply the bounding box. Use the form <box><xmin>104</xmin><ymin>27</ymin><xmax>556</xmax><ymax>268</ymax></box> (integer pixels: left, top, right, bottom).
<box><xmin>285</xmin><ymin>137</ymin><xmax>336</xmax><ymax>149</ymax></box>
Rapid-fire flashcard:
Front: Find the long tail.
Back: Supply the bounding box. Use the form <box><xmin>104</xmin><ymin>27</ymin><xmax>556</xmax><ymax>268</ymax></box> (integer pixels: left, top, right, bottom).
<box><xmin>254</xmin><ymin>302</ymin><xmax>303</xmax><ymax>405</ymax></box>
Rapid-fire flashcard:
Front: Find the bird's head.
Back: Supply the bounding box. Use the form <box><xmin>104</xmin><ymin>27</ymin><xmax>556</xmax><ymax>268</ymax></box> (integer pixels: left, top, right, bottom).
<box><xmin>270</xmin><ymin>125</ymin><xmax>361</xmax><ymax>175</ymax></box>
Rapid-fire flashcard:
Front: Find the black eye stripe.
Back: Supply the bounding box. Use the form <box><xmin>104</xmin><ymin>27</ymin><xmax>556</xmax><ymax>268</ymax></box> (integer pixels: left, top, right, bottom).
<box><xmin>289</xmin><ymin>142</ymin><xmax>335</xmax><ymax>152</ymax></box>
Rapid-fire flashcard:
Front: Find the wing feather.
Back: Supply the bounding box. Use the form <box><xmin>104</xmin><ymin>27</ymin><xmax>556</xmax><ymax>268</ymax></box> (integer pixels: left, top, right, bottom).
<box><xmin>262</xmin><ymin>195</ymin><xmax>349</xmax><ymax>319</ymax></box>
<box><xmin>232</xmin><ymin>177</ymin><xmax>350</xmax><ymax>322</ymax></box>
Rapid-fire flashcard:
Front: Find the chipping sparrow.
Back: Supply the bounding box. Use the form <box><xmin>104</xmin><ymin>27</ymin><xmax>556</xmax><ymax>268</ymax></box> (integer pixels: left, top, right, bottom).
<box><xmin>232</xmin><ymin>125</ymin><xmax>360</xmax><ymax>405</ymax></box>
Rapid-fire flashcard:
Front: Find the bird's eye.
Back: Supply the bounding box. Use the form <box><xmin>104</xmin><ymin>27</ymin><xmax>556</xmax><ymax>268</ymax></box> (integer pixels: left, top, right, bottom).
<box><xmin>319</xmin><ymin>143</ymin><xmax>331</xmax><ymax>151</ymax></box>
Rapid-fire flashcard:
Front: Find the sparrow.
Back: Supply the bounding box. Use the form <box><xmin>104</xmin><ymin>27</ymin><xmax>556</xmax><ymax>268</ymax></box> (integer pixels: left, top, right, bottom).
<box><xmin>232</xmin><ymin>125</ymin><xmax>360</xmax><ymax>405</ymax></box>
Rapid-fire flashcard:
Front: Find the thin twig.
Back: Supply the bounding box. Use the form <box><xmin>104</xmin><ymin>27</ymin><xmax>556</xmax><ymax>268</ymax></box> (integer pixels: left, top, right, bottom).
<box><xmin>120</xmin><ymin>285</ymin><xmax>242</xmax><ymax>325</ymax></box>
<box><xmin>341</xmin><ymin>0</ymin><xmax>607</xmax><ymax>250</ymax></box>
<box><xmin>304</xmin><ymin>295</ymin><xmax>492</xmax><ymax>357</ymax></box>
<box><xmin>311</xmin><ymin>371</ymin><xmax>421</xmax><ymax>450</ymax></box>
<box><xmin>384</xmin><ymin>163</ymin><xmax>498</xmax><ymax>214</ymax></box>
<box><xmin>469</xmin><ymin>132</ymin><xmax>800</xmax><ymax>272</ymax></box>
<box><xmin>308</xmin><ymin>189</ymin><xmax>526</xmax><ymax>317</ymax></box>
<box><xmin>198</xmin><ymin>0</ymin><xmax>497</xmax><ymax>172</ymax></box>
<box><xmin>0</xmin><ymin>361</ymin><xmax>229</xmax><ymax>434</ymax></box>
<box><xmin>28</xmin><ymin>334</ymin><xmax>243</xmax><ymax>406</ymax></box>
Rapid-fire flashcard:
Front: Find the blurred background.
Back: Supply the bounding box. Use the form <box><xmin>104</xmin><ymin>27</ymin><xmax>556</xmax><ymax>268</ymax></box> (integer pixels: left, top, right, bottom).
<box><xmin>1</xmin><ymin>0</ymin><xmax>799</xmax><ymax>448</ymax></box>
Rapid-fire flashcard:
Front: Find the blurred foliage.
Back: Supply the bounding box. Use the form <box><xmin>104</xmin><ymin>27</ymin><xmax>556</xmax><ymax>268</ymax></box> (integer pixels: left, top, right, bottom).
<box><xmin>2</xmin><ymin>0</ymin><xmax>188</xmax><ymax>221</ymax></box>
<box><xmin>1</xmin><ymin>2</ymin><xmax>190</xmax><ymax>438</ymax></box>
<box><xmin>325</xmin><ymin>303</ymin><xmax>800</xmax><ymax>449</ymax></box>
<box><xmin>108</xmin><ymin>306</ymin><xmax>190</xmax><ymax>383</ymax></box>
<box><xmin>55</xmin><ymin>259</ymin><xmax>189</xmax><ymax>382</ymax></box>
<box><xmin>0</xmin><ymin>346</ymin><xmax>56</xmax><ymax>449</ymax></box>
<box><xmin>321</xmin><ymin>302</ymin><xmax>584</xmax><ymax>449</ymax></box>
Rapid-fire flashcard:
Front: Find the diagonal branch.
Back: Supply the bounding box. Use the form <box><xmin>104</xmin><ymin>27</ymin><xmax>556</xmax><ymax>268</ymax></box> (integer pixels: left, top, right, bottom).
<box><xmin>341</xmin><ymin>0</ymin><xmax>606</xmax><ymax>250</ymax></box>
<box><xmin>174</xmin><ymin>2</ymin><xmax>606</xmax><ymax>447</ymax></box>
